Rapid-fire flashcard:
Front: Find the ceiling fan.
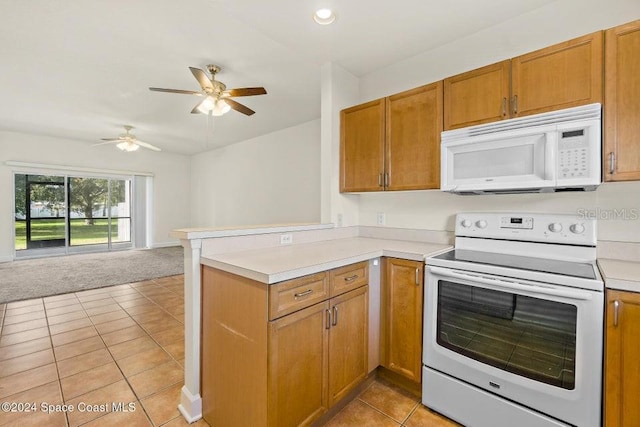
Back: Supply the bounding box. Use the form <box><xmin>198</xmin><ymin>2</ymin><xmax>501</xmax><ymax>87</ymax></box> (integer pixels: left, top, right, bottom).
<box><xmin>94</xmin><ymin>125</ymin><xmax>161</xmax><ymax>152</ymax></box>
<box><xmin>149</xmin><ymin>64</ymin><xmax>267</xmax><ymax>116</ymax></box>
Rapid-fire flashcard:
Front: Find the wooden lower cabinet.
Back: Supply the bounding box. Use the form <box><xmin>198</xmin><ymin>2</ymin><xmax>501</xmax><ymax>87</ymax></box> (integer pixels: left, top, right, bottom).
<box><xmin>268</xmin><ymin>301</ymin><xmax>330</xmax><ymax>427</ymax></box>
<box><xmin>328</xmin><ymin>286</ymin><xmax>369</xmax><ymax>406</ymax></box>
<box><xmin>605</xmin><ymin>289</ymin><xmax>640</xmax><ymax>427</ymax></box>
<box><xmin>201</xmin><ymin>265</ymin><xmax>369</xmax><ymax>427</ymax></box>
<box><xmin>381</xmin><ymin>258</ymin><xmax>424</xmax><ymax>383</ymax></box>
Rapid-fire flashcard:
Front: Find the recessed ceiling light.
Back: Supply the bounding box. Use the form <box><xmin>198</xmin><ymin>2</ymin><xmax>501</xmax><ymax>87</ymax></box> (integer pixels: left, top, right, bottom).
<box><xmin>313</xmin><ymin>8</ymin><xmax>336</xmax><ymax>25</ymax></box>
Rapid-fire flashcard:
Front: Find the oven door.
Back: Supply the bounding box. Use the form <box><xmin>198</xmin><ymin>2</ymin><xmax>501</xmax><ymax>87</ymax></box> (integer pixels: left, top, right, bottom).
<box><xmin>423</xmin><ymin>265</ymin><xmax>603</xmax><ymax>427</ymax></box>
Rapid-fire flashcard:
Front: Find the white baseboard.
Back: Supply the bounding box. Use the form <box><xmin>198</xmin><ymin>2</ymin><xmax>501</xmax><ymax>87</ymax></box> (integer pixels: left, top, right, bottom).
<box><xmin>150</xmin><ymin>240</ymin><xmax>181</xmax><ymax>249</ymax></box>
<box><xmin>0</xmin><ymin>255</ymin><xmax>13</xmax><ymax>263</ymax></box>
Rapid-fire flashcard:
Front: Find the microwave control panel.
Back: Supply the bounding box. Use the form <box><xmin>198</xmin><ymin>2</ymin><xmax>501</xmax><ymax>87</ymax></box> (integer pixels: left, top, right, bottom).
<box><xmin>558</xmin><ymin>128</ymin><xmax>589</xmax><ymax>179</ymax></box>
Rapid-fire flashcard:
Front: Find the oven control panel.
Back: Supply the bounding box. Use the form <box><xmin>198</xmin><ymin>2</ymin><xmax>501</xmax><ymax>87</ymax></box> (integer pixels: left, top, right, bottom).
<box><xmin>455</xmin><ymin>212</ymin><xmax>597</xmax><ymax>246</ymax></box>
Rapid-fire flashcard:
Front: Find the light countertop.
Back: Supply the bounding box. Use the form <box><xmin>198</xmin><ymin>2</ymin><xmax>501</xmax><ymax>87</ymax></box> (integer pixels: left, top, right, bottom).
<box><xmin>201</xmin><ymin>237</ymin><xmax>452</xmax><ymax>284</ymax></box>
<box><xmin>598</xmin><ymin>258</ymin><xmax>640</xmax><ymax>293</ymax></box>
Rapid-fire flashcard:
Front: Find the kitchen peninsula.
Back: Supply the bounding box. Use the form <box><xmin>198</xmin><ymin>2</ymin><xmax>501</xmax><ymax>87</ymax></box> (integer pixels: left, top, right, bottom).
<box><xmin>170</xmin><ymin>223</ymin><xmax>451</xmax><ymax>425</ymax></box>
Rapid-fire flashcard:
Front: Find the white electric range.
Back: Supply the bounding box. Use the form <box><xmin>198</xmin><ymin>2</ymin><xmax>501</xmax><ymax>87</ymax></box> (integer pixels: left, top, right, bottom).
<box><xmin>423</xmin><ymin>212</ymin><xmax>603</xmax><ymax>427</ymax></box>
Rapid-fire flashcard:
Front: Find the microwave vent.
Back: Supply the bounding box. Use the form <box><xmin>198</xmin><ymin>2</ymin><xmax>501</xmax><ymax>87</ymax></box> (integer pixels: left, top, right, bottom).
<box><xmin>441</xmin><ymin>103</ymin><xmax>601</xmax><ymax>143</ymax></box>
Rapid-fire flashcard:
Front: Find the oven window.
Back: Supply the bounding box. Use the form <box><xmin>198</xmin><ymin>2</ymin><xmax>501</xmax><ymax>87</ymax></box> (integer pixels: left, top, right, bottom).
<box><xmin>437</xmin><ymin>280</ymin><xmax>577</xmax><ymax>390</ymax></box>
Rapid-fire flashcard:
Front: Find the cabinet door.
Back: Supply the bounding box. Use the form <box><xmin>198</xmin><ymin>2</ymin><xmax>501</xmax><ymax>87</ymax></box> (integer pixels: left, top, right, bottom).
<box><xmin>382</xmin><ymin>258</ymin><xmax>424</xmax><ymax>383</ymax></box>
<box><xmin>605</xmin><ymin>290</ymin><xmax>640</xmax><ymax>427</ymax></box>
<box><xmin>511</xmin><ymin>31</ymin><xmax>603</xmax><ymax>118</ymax></box>
<box><xmin>604</xmin><ymin>19</ymin><xmax>640</xmax><ymax>181</ymax></box>
<box><xmin>443</xmin><ymin>60</ymin><xmax>510</xmax><ymax>130</ymax></box>
<box><xmin>268</xmin><ymin>301</ymin><xmax>330</xmax><ymax>427</ymax></box>
<box><xmin>386</xmin><ymin>82</ymin><xmax>443</xmax><ymax>190</ymax></box>
<box><xmin>328</xmin><ymin>285</ymin><xmax>369</xmax><ymax>406</ymax></box>
<box><xmin>340</xmin><ymin>99</ymin><xmax>385</xmax><ymax>192</ymax></box>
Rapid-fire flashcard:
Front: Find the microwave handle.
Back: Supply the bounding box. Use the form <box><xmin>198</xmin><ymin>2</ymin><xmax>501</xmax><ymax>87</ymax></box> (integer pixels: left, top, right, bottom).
<box><xmin>428</xmin><ymin>266</ymin><xmax>593</xmax><ymax>301</ymax></box>
<box><xmin>545</xmin><ymin>132</ymin><xmax>557</xmax><ymax>181</ymax></box>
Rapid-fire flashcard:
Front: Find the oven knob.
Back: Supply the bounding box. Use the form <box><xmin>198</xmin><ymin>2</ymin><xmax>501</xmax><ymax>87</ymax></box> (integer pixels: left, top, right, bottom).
<box><xmin>476</xmin><ymin>220</ymin><xmax>488</xmax><ymax>229</ymax></box>
<box><xmin>461</xmin><ymin>219</ymin><xmax>472</xmax><ymax>228</ymax></box>
<box><xmin>548</xmin><ymin>223</ymin><xmax>563</xmax><ymax>233</ymax></box>
<box><xmin>570</xmin><ymin>223</ymin><xmax>585</xmax><ymax>234</ymax></box>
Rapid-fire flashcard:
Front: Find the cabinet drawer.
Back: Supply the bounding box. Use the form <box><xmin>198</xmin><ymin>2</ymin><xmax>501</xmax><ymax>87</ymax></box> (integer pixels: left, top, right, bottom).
<box><xmin>269</xmin><ymin>272</ymin><xmax>329</xmax><ymax>320</ymax></box>
<box><xmin>330</xmin><ymin>262</ymin><xmax>369</xmax><ymax>296</ymax></box>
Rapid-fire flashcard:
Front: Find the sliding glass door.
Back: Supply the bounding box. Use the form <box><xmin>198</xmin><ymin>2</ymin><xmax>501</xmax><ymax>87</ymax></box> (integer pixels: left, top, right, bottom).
<box><xmin>14</xmin><ymin>173</ymin><xmax>133</xmax><ymax>258</ymax></box>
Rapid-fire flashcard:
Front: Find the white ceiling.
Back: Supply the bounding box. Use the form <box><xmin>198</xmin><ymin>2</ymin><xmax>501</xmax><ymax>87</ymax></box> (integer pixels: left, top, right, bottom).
<box><xmin>0</xmin><ymin>0</ymin><xmax>555</xmax><ymax>155</ymax></box>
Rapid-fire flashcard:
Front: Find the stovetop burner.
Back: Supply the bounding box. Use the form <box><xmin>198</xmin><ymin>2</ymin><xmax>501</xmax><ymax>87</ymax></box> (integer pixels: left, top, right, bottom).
<box><xmin>433</xmin><ymin>249</ymin><xmax>597</xmax><ymax>280</ymax></box>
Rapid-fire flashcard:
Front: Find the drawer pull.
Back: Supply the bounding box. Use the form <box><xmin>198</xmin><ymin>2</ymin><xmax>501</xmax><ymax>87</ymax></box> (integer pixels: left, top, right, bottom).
<box><xmin>614</xmin><ymin>300</ymin><xmax>620</xmax><ymax>327</ymax></box>
<box><xmin>344</xmin><ymin>274</ymin><xmax>359</xmax><ymax>282</ymax></box>
<box><xmin>326</xmin><ymin>309</ymin><xmax>332</xmax><ymax>330</ymax></box>
<box><xmin>332</xmin><ymin>306</ymin><xmax>338</xmax><ymax>326</ymax></box>
<box><xmin>415</xmin><ymin>268</ymin><xmax>420</xmax><ymax>285</ymax></box>
<box><xmin>294</xmin><ymin>289</ymin><xmax>313</xmax><ymax>298</ymax></box>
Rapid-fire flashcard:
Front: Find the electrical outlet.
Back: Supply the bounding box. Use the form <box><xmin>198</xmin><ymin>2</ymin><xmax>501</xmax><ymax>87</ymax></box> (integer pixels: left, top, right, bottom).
<box><xmin>337</xmin><ymin>213</ymin><xmax>343</xmax><ymax>227</ymax></box>
<box><xmin>280</xmin><ymin>234</ymin><xmax>293</xmax><ymax>245</ymax></box>
<box><xmin>376</xmin><ymin>212</ymin><xmax>386</xmax><ymax>226</ymax></box>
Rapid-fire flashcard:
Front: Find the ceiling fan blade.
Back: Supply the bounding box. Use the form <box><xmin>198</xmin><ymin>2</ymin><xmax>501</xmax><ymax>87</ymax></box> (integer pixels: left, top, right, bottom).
<box><xmin>224</xmin><ymin>87</ymin><xmax>267</xmax><ymax>97</ymax></box>
<box><xmin>191</xmin><ymin>99</ymin><xmax>206</xmax><ymax>114</ymax></box>
<box><xmin>225</xmin><ymin>98</ymin><xmax>255</xmax><ymax>116</ymax></box>
<box><xmin>189</xmin><ymin>67</ymin><xmax>213</xmax><ymax>91</ymax></box>
<box><xmin>92</xmin><ymin>140</ymin><xmax>118</xmax><ymax>147</ymax></box>
<box><xmin>149</xmin><ymin>87</ymin><xmax>203</xmax><ymax>96</ymax></box>
<box><xmin>135</xmin><ymin>140</ymin><xmax>162</xmax><ymax>152</ymax></box>
<box><xmin>100</xmin><ymin>138</ymin><xmax>119</xmax><ymax>142</ymax></box>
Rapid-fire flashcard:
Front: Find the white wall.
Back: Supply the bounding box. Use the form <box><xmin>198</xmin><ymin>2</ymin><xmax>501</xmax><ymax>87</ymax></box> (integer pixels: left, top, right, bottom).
<box><xmin>0</xmin><ymin>131</ymin><xmax>191</xmax><ymax>261</ymax></box>
<box><xmin>320</xmin><ymin>0</ymin><xmax>640</xmax><ymax>243</ymax></box>
<box><xmin>190</xmin><ymin>119</ymin><xmax>321</xmax><ymax>227</ymax></box>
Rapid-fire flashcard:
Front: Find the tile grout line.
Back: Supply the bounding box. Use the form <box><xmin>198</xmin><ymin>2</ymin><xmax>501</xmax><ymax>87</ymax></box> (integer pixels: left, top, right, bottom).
<box><xmin>42</xmin><ymin>296</ymin><xmax>71</xmax><ymax>427</ymax></box>
<box><xmin>354</xmin><ymin>397</ymin><xmax>405</xmax><ymax>426</ymax></box>
<box><xmin>0</xmin><ymin>278</ymin><xmax>185</xmax><ymax>427</ymax></box>
<box><xmin>76</xmin><ymin>284</ymin><xmax>157</xmax><ymax>427</ymax></box>
<box><xmin>88</xmin><ymin>281</ymin><xmax>183</xmax><ymax>427</ymax></box>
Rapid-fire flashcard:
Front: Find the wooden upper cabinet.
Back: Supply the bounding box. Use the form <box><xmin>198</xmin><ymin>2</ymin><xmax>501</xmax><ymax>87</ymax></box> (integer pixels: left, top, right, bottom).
<box><xmin>605</xmin><ymin>289</ymin><xmax>640</xmax><ymax>427</ymax></box>
<box><xmin>604</xmin><ymin>19</ymin><xmax>640</xmax><ymax>181</ymax></box>
<box><xmin>443</xmin><ymin>60</ymin><xmax>510</xmax><ymax>130</ymax></box>
<box><xmin>340</xmin><ymin>99</ymin><xmax>385</xmax><ymax>192</ymax></box>
<box><xmin>511</xmin><ymin>31</ymin><xmax>603</xmax><ymax>118</ymax></box>
<box><xmin>387</xmin><ymin>82</ymin><xmax>443</xmax><ymax>190</ymax></box>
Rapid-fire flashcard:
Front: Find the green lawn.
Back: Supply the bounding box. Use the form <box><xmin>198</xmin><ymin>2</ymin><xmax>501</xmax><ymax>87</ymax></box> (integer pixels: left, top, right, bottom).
<box><xmin>14</xmin><ymin>218</ymin><xmax>125</xmax><ymax>250</ymax></box>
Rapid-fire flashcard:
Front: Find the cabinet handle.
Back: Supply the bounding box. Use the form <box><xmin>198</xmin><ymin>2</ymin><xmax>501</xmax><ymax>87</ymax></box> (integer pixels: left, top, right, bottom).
<box><xmin>326</xmin><ymin>309</ymin><xmax>332</xmax><ymax>329</ymax></box>
<box><xmin>609</xmin><ymin>152</ymin><xmax>615</xmax><ymax>175</ymax></box>
<box><xmin>332</xmin><ymin>306</ymin><xmax>338</xmax><ymax>326</ymax></box>
<box><xmin>294</xmin><ymin>289</ymin><xmax>313</xmax><ymax>298</ymax></box>
<box><xmin>384</xmin><ymin>172</ymin><xmax>389</xmax><ymax>187</ymax></box>
<box><xmin>378</xmin><ymin>173</ymin><xmax>384</xmax><ymax>187</ymax></box>
<box><xmin>415</xmin><ymin>268</ymin><xmax>420</xmax><ymax>285</ymax></box>
<box><xmin>501</xmin><ymin>97</ymin><xmax>507</xmax><ymax>117</ymax></box>
<box><xmin>511</xmin><ymin>95</ymin><xmax>518</xmax><ymax>115</ymax></box>
<box><xmin>614</xmin><ymin>300</ymin><xmax>620</xmax><ymax>327</ymax></box>
<box><xmin>344</xmin><ymin>274</ymin><xmax>359</xmax><ymax>282</ymax></box>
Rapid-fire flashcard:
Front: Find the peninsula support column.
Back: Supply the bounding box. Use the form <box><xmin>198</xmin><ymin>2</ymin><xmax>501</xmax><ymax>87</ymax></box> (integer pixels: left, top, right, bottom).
<box><xmin>178</xmin><ymin>238</ymin><xmax>203</xmax><ymax>422</ymax></box>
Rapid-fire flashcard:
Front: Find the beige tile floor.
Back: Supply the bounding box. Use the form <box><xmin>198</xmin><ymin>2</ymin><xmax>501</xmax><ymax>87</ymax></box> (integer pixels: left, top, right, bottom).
<box><xmin>0</xmin><ymin>275</ymin><xmax>458</xmax><ymax>427</ymax></box>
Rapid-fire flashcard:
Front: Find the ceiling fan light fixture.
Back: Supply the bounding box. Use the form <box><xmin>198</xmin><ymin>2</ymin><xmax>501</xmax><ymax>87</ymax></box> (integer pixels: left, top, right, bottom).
<box><xmin>313</xmin><ymin>8</ymin><xmax>336</xmax><ymax>25</ymax></box>
<box><xmin>197</xmin><ymin>96</ymin><xmax>231</xmax><ymax>116</ymax></box>
<box><xmin>116</xmin><ymin>141</ymin><xmax>140</xmax><ymax>152</ymax></box>
<box><xmin>211</xmin><ymin>99</ymin><xmax>231</xmax><ymax>116</ymax></box>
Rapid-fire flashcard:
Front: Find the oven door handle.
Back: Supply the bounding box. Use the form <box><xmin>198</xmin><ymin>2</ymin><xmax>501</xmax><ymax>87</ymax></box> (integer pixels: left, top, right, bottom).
<box><xmin>428</xmin><ymin>266</ymin><xmax>593</xmax><ymax>301</ymax></box>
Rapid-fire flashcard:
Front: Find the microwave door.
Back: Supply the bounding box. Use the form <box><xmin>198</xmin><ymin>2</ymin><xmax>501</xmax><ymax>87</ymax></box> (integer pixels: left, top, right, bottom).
<box><xmin>441</xmin><ymin>131</ymin><xmax>556</xmax><ymax>192</ymax></box>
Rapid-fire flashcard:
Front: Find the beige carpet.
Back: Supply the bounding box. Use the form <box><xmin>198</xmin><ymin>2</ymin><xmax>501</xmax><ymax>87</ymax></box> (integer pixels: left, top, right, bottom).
<box><xmin>0</xmin><ymin>247</ymin><xmax>184</xmax><ymax>303</ymax></box>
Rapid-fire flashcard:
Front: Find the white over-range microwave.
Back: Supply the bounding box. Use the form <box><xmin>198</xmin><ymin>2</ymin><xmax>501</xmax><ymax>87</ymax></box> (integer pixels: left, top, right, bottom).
<box><xmin>440</xmin><ymin>103</ymin><xmax>602</xmax><ymax>194</ymax></box>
